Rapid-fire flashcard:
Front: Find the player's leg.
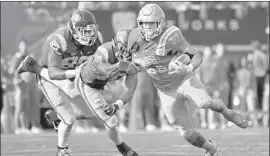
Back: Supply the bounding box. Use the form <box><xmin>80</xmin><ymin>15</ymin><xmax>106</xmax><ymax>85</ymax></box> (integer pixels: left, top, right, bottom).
<box><xmin>159</xmin><ymin>91</ymin><xmax>217</xmax><ymax>155</ymax></box>
<box><xmin>179</xmin><ymin>74</ymin><xmax>248</xmax><ymax>129</ymax></box>
<box><xmin>37</xmin><ymin>76</ymin><xmax>74</xmax><ymax>155</ymax></box>
<box><xmin>77</xmin><ymin>77</ymin><xmax>138</xmax><ymax>156</ymax></box>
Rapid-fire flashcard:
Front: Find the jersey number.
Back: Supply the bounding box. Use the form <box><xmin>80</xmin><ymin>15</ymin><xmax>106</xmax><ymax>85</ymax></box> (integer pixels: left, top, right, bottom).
<box><xmin>62</xmin><ymin>56</ymin><xmax>88</xmax><ymax>69</ymax></box>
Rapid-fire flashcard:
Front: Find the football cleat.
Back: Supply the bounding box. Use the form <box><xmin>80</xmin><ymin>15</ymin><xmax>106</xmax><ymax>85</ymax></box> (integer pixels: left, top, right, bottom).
<box><xmin>44</xmin><ymin>110</ymin><xmax>60</xmax><ymax>132</ymax></box>
<box><xmin>17</xmin><ymin>56</ymin><xmax>42</xmax><ymax>74</ymax></box>
<box><xmin>57</xmin><ymin>147</ymin><xmax>71</xmax><ymax>156</ymax></box>
<box><xmin>116</xmin><ymin>142</ymin><xmax>139</xmax><ymax>156</ymax></box>
<box><xmin>223</xmin><ymin>110</ymin><xmax>248</xmax><ymax>129</ymax></box>
<box><xmin>205</xmin><ymin>139</ymin><xmax>218</xmax><ymax>156</ymax></box>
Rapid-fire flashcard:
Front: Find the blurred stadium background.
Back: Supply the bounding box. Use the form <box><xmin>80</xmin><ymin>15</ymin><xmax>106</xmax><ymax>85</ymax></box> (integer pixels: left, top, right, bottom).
<box><xmin>1</xmin><ymin>1</ymin><xmax>269</xmax><ymax>156</ymax></box>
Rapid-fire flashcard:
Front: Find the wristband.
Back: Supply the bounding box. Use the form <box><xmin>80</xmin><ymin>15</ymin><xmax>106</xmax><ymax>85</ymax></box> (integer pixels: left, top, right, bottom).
<box><xmin>40</xmin><ymin>68</ymin><xmax>50</xmax><ymax>80</ymax></box>
<box><xmin>64</xmin><ymin>70</ymin><xmax>76</xmax><ymax>79</ymax></box>
<box><xmin>115</xmin><ymin>100</ymin><xmax>124</xmax><ymax>108</ymax></box>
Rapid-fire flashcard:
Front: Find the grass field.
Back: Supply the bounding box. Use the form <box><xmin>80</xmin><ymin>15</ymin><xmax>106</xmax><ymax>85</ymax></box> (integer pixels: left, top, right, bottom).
<box><xmin>1</xmin><ymin>127</ymin><xmax>269</xmax><ymax>156</ymax></box>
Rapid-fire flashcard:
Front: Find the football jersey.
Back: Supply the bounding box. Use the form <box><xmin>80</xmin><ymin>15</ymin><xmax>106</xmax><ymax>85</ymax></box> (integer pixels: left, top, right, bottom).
<box><xmin>40</xmin><ymin>26</ymin><xmax>103</xmax><ymax>70</ymax></box>
<box><xmin>128</xmin><ymin>26</ymin><xmax>192</xmax><ymax>91</ymax></box>
<box><xmin>80</xmin><ymin>41</ymin><xmax>127</xmax><ymax>89</ymax></box>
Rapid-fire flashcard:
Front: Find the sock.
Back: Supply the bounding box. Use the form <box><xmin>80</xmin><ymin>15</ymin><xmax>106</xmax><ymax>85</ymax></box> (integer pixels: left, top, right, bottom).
<box><xmin>58</xmin><ymin>121</ymin><xmax>73</xmax><ymax>148</ymax></box>
<box><xmin>116</xmin><ymin>142</ymin><xmax>129</xmax><ymax>154</ymax></box>
<box><xmin>107</xmin><ymin>126</ymin><xmax>123</xmax><ymax>145</ymax></box>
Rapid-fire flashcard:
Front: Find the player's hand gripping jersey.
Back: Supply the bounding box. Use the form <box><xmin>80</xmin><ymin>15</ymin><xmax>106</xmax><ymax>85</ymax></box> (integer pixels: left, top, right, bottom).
<box><xmin>128</xmin><ymin>26</ymin><xmax>197</xmax><ymax>91</ymax></box>
<box><xmin>40</xmin><ymin>26</ymin><xmax>103</xmax><ymax>70</ymax></box>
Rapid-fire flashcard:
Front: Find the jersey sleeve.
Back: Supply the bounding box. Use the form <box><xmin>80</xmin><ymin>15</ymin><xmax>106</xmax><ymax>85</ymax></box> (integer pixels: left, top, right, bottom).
<box><xmin>93</xmin><ymin>42</ymin><xmax>112</xmax><ymax>63</ymax></box>
<box><xmin>46</xmin><ymin>33</ymin><xmax>68</xmax><ymax>56</ymax></box>
<box><xmin>157</xmin><ymin>26</ymin><xmax>191</xmax><ymax>56</ymax></box>
<box><xmin>42</xmin><ymin>33</ymin><xmax>67</xmax><ymax>68</ymax></box>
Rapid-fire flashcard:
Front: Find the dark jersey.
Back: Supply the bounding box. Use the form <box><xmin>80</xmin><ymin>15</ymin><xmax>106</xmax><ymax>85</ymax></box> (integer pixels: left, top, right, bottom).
<box><xmin>40</xmin><ymin>26</ymin><xmax>103</xmax><ymax>70</ymax></box>
<box><xmin>80</xmin><ymin>41</ymin><xmax>127</xmax><ymax>89</ymax></box>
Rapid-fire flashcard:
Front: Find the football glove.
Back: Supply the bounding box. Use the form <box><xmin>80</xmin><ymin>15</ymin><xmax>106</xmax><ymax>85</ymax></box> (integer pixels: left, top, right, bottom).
<box><xmin>104</xmin><ymin>104</ymin><xmax>119</xmax><ymax>116</ymax></box>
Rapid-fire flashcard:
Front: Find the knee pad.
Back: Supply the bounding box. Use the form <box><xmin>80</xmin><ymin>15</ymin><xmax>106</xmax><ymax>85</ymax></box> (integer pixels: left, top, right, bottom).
<box><xmin>182</xmin><ymin>129</ymin><xmax>205</xmax><ymax>147</ymax></box>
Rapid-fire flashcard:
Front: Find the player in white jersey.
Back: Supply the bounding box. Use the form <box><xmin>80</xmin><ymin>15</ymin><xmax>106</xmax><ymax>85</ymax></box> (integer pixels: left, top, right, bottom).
<box><xmin>103</xmin><ymin>3</ymin><xmax>248</xmax><ymax>156</ymax></box>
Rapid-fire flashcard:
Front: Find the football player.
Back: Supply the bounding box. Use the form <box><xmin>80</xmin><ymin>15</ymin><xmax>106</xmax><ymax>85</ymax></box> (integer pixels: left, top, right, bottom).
<box><xmin>103</xmin><ymin>3</ymin><xmax>248</xmax><ymax>156</ymax></box>
<box><xmin>18</xmin><ymin>29</ymin><xmax>139</xmax><ymax>156</ymax></box>
<box><xmin>18</xmin><ymin>10</ymin><xmax>103</xmax><ymax>156</ymax></box>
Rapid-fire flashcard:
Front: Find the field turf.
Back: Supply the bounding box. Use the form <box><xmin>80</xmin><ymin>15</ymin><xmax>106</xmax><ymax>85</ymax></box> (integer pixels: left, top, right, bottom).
<box><xmin>1</xmin><ymin>127</ymin><xmax>269</xmax><ymax>156</ymax></box>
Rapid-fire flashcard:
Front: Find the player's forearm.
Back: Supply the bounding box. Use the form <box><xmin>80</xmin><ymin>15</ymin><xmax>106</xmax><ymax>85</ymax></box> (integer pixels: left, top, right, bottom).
<box><xmin>187</xmin><ymin>46</ymin><xmax>202</xmax><ymax>71</ymax></box>
<box><xmin>115</xmin><ymin>74</ymin><xmax>138</xmax><ymax>107</ymax></box>
<box><xmin>40</xmin><ymin>67</ymin><xmax>76</xmax><ymax>80</ymax></box>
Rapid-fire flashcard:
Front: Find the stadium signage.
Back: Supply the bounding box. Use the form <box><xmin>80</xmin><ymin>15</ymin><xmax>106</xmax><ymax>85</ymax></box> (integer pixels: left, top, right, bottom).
<box><xmin>180</xmin><ymin>19</ymin><xmax>240</xmax><ymax>31</ymax></box>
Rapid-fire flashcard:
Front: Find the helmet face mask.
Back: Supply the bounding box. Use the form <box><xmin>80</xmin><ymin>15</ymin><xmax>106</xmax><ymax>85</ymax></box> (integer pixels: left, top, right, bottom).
<box><xmin>74</xmin><ymin>24</ymin><xmax>98</xmax><ymax>46</ymax></box>
<box><xmin>138</xmin><ymin>21</ymin><xmax>161</xmax><ymax>41</ymax></box>
<box><xmin>69</xmin><ymin>10</ymin><xmax>98</xmax><ymax>46</ymax></box>
<box><xmin>137</xmin><ymin>3</ymin><xmax>166</xmax><ymax>41</ymax></box>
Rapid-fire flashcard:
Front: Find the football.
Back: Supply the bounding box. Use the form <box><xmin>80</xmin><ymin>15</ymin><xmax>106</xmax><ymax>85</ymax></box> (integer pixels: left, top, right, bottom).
<box><xmin>171</xmin><ymin>53</ymin><xmax>191</xmax><ymax>65</ymax></box>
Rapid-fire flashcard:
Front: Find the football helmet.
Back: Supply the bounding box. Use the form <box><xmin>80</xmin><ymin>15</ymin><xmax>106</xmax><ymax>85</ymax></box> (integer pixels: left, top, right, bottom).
<box><xmin>137</xmin><ymin>3</ymin><xmax>166</xmax><ymax>41</ymax></box>
<box><xmin>68</xmin><ymin>9</ymin><xmax>98</xmax><ymax>46</ymax></box>
<box><xmin>112</xmin><ymin>29</ymin><xmax>132</xmax><ymax>60</ymax></box>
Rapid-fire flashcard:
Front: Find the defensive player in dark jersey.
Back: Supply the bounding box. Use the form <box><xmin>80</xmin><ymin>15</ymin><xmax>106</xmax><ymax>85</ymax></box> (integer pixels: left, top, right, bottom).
<box><xmin>103</xmin><ymin>3</ymin><xmax>248</xmax><ymax>156</ymax></box>
<box><xmin>18</xmin><ymin>29</ymin><xmax>139</xmax><ymax>156</ymax></box>
<box><xmin>18</xmin><ymin>10</ymin><xmax>104</xmax><ymax>156</ymax></box>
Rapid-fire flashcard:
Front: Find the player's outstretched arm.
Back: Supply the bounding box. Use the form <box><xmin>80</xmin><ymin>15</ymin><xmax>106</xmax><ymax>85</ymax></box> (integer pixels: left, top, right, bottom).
<box><xmin>118</xmin><ymin>73</ymin><xmax>138</xmax><ymax>105</ymax></box>
<box><xmin>104</xmin><ymin>73</ymin><xmax>138</xmax><ymax>116</ymax></box>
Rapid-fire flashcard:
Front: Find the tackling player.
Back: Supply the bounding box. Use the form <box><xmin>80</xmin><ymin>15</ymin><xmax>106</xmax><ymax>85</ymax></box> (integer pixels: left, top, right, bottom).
<box><xmin>18</xmin><ymin>29</ymin><xmax>139</xmax><ymax>156</ymax></box>
<box><xmin>103</xmin><ymin>3</ymin><xmax>248</xmax><ymax>156</ymax></box>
